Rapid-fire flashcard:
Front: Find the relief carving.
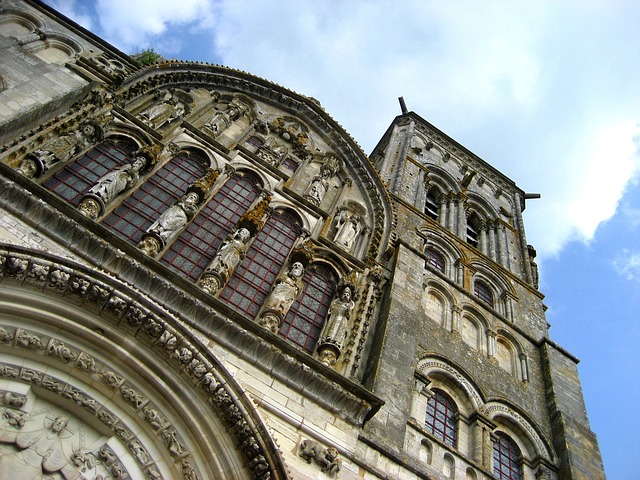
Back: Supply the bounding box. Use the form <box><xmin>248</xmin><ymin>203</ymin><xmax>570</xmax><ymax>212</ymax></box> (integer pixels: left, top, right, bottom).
<box><xmin>298</xmin><ymin>439</ymin><xmax>341</xmax><ymax>477</ymax></box>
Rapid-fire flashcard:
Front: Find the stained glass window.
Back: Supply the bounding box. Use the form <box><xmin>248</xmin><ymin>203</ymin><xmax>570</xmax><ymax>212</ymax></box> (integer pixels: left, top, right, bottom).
<box><xmin>493</xmin><ymin>432</ymin><xmax>523</xmax><ymax>480</ymax></box>
<box><xmin>424</xmin><ymin>389</ymin><xmax>458</xmax><ymax>447</ymax></box>
<box><xmin>280</xmin><ymin>264</ymin><xmax>336</xmax><ymax>352</ymax></box>
<box><xmin>43</xmin><ymin>138</ymin><xmax>137</xmax><ymax>205</ymax></box>
<box><xmin>220</xmin><ymin>210</ymin><xmax>301</xmax><ymax>318</ymax></box>
<box><xmin>161</xmin><ymin>173</ymin><xmax>260</xmax><ymax>280</ymax></box>
<box><xmin>103</xmin><ymin>151</ymin><xmax>208</xmax><ymax>243</ymax></box>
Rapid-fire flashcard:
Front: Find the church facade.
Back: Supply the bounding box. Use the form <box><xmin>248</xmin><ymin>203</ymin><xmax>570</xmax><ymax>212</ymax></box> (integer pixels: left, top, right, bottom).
<box><xmin>0</xmin><ymin>1</ymin><xmax>605</xmax><ymax>479</ymax></box>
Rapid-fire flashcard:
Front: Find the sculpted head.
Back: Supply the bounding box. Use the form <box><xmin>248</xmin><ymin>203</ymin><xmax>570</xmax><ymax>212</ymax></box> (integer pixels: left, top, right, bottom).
<box><xmin>51</xmin><ymin>415</ymin><xmax>69</xmax><ymax>433</ymax></box>
<box><xmin>184</xmin><ymin>191</ymin><xmax>200</xmax><ymax>206</ymax></box>
<box><xmin>290</xmin><ymin>261</ymin><xmax>304</xmax><ymax>278</ymax></box>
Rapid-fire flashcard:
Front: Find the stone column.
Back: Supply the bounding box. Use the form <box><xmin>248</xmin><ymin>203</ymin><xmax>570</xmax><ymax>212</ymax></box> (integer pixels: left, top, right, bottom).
<box><xmin>520</xmin><ymin>353</ymin><xmax>529</xmax><ymax>382</ymax></box>
<box><xmin>487</xmin><ymin>330</ymin><xmax>497</xmax><ymax>358</ymax></box>
<box><xmin>487</xmin><ymin>220</ymin><xmax>497</xmax><ymax>260</ymax></box>
<box><xmin>439</xmin><ymin>197</ymin><xmax>448</xmax><ymax>227</ymax></box>
<box><xmin>451</xmin><ymin>305</ymin><xmax>462</xmax><ymax>334</ymax></box>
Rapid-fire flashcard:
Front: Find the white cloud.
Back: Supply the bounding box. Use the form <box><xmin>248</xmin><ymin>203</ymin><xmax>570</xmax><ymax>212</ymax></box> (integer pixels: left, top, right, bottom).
<box><xmin>42</xmin><ymin>0</ymin><xmax>640</xmax><ymax>260</ymax></box>
<box><xmin>93</xmin><ymin>0</ymin><xmax>217</xmax><ymax>54</ymax></box>
<box><xmin>45</xmin><ymin>0</ymin><xmax>95</xmax><ymax>31</ymax></box>
<box><xmin>613</xmin><ymin>249</ymin><xmax>640</xmax><ymax>282</ymax></box>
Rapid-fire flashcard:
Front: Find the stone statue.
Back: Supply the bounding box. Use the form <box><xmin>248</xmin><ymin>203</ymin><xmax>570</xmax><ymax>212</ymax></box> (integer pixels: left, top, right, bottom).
<box><xmin>322</xmin><ymin>285</ymin><xmax>354</xmax><ymax>348</ymax></box>
<box><xmin>204</xmin><ymin>98</ymin><xmax>247</xmax><ymax>137</ymax></box>
<box><xmin>78</xmin><ymin>155</ymin><xmax>148</xmax><ymax>219</ymax></box>
<box><xmin>258</xmin><ymin>261</ymin><xmax>305</xmax><ymax>332</ymax></box>
<box><xmin>305</xmin><ymin>169</ymin><xmax>330</xmax><ymax>206</ymax></box>
<box><xmin>0</xmin><ymin>415</ymin><xmax>86</xmax><ymax>479</ymax></box>
<box><xmin>263</xmin><ymin>261</ymin><xmax>304</xmax><ymax>314</ymax></box>
<box><xmin>138</xmin><ymin>191</ymin><xmax>201</xmax><ymax>256</ymax></box>
<box><xmin>199</xmin><ymin>228</ymin><xmax>252</xmax><ymax>294</ymax></box>
<box><xmin>256</xmin><ymin>136</ymin><xmax>287</xmax><ymax>166</ymax></box>
<box><xmin>139</xmin><ymin>94</ymin><xmax>185</xmax><ymax>129</ymax></box>
<box><xmin>333</xmin><ymin>208</ymin><xmax>362</xmax><ymax>253</ymax></box>
<box><xmin>18</xmin><ymin>121</ymin><xmax>102</xmax><ymax>178</ymax></box>
<box><xmin>316</xmin><ymin>284</ymin><xmax>355</xmax><ymax>367</ymax></box>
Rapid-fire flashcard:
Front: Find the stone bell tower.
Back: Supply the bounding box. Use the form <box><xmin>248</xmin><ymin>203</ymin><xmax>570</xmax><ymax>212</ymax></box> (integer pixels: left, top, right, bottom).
<box><xmin>359</xmin><ymin>108</ymin><xmax>605</xmax><ymax>480</ymax></box>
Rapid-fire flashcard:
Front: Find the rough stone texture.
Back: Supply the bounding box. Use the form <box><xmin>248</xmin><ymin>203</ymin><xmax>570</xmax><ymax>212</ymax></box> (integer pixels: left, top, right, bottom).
<box><xmin>0</xmin><ymin>2</ymin><xmax>604</xmax><ymax>479</ymax></box>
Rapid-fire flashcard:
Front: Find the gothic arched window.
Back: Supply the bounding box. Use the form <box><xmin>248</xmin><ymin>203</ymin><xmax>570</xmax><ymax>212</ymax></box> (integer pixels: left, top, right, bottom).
<box><xmin>161</xmin><ymin>172</ymin><xmax>261</xmax><ymax>280</ymax></box>
<box><xmin>280</xmin><ymin>264</ymin><xmax>337</xmax><ymax>352</ymax></box>
<box><xmin>43</xmin><ymin>138</ymin><xmax>137</xmax><ymax>205</ymax></box>
<box><xmin>424</xmin><ymin>389</ymin><xmax>458</xmax><ymax>447</ymax></box>
<box><xmin>103</xmin><ymin>151</ymin><xmax>208</xmax><ymax>243</ymax></box>
<box><xmin>220</xmin><ymin>210</ymin><xmax>302</xmax><ymax>318</ymax></box>
<box><xmin>474</xmin><ymin>280</ymin><xmax>494</xmax><ymax>307</ymax></box>
<box><xmin>425</xmin><ymin>247</ymin><xmax>445</xmax><ymax>273</ymax></box>
<box><xmin>493</xmin><ymin>432</ymin><xmax>523</xmax><ymax>480</ymax></box>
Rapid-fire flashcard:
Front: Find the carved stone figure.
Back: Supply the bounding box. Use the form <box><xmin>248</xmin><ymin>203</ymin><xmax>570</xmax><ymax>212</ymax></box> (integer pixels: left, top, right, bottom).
<box><xmin>263</xmin><ymin>262</ymin><xmax>304</xmax><ymax>315</ymax></box>
<box><xmin>138</xmin><ymin>191</ymin><xmax>201</xmax><ymax>256</ymax></box>
<box><xmin>139</xmin><ymin>93</ymin><xmax>185</xmax><ymax>129</ymax></box>
<box><xmin>258</xmin><ymin>261</ymin><xmax>305</xmax><ymax>332</ymax></box>
<box><xmin>333</xmin><ymin>208</ymin><xmax>362</xmax><ymax>253</ymax></box>
<box><xmin>18</xmin><ymin>121</ymin><xmax>102</xmax><ymax>179</ymax></box>
<box><xmin>305</xmin><ymin>169</ymin><xmax>330</xmax><ymax>206</ymax></box>
<box><xmin>298</xmin><ymin>439</ymin><xmax>341</xmax><ymax>476</ymax></box>
<box><xmin>256</xmin><ymin>136</ymin><xmax>287</xmax><ymax>166</ymax></box>
<box><xmin>199</xmin><ymin>228</ymin><xmax>251</xmax><ymax>293</ymax></box>
<box><xmin>78</xmin><ymin>155</ymin><xmax>148</xmax><ymax>219</ymax></box>
<box><xmin>204</xmin><ymin>98</ymin><xmax>247</xmax><ymax>137</ymax></box>
<box><xmin>0</xmin><ymin>415</ymin><xmax>85</xmax><ymax>479</ymax></box>
<box><xmin>316</xmin><ymin>284</ymin><xmax>355</xmax><ymax>367</ymax></box>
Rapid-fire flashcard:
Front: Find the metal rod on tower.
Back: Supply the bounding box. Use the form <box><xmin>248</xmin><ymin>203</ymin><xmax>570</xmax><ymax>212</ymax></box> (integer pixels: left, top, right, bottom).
<box><xmin>398</xmin><ymin>96</ymin><xmax>408</xmax><ymax>114</ymax></box>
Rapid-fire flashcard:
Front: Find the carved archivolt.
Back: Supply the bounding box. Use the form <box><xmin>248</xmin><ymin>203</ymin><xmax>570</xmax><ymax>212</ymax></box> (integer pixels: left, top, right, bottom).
<box><xmin>0</xmin><ymin>245</ymin><xmax>290</xmax><ymax>480</ymax></box>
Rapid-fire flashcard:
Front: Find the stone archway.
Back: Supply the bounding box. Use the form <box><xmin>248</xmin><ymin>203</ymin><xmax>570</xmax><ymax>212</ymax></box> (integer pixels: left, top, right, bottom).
<box><xmin>0</xmin><ymin>245</ymin><xmax>290</xmax><ymax>479</ymax></box>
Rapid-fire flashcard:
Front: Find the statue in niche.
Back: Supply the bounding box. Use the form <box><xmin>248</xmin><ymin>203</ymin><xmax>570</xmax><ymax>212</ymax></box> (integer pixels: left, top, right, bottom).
<box><xmin>199</xmin><ymin>227</ymin><xmax>252</xmax><ymax>294</ymax></box>
<box><xmin>333</xmin><ymin>208</ymin><xmax>362</xmax><ymax>253</ymax></box>
<box><xmin>204</xmin><ymin>98</ymin><xmax>247</xmax><ymax>137</ymax></box>
<box><xmin>0</xmin><ymin>414</ymin><xmax>87</xmax><ymax>479</ymax></box>
<box><xmin>17</xmin><ymin>121</ymin><xmax>103</xmax><ymax>179</ymax></box>
<box><xmin>305</xmin><ymin>169</ymin><xmax>331</xmax><ymax>206</ymax></box>
<box><xmin>316</xmin><ymin>283</ymin><xmax>355</xmax><ymax>367</ymax></box>
<box><xmin>304</xmin><ymin>155</ymin><xmax>341</xmax><ymax>206</ymax></box>
<box><xmin>258</xmin><ymin>261</ymin><xmax>305</xmax><ymax>332</ymax></box>
<box><xmin>138</xmin><ymin>191</ymin><xmax>202</xmax><ymax>257</ymax></box>
<box><xmin>139</xmin><ymin>92</ymin><xmax>186</xmax><ymax>129</ymax></box>
<box><xmin>78</xmin><ymin>154</ymin><xmax>150</xmax><ymax>220</ymax></box>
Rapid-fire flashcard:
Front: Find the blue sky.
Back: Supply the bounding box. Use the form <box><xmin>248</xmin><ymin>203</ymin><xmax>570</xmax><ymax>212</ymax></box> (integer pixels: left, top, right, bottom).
<box><xmin>46</xmin><ymin>1</ymin><xmax>640</xmax><ymax>477</ymax></box>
